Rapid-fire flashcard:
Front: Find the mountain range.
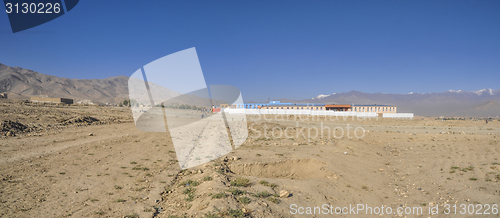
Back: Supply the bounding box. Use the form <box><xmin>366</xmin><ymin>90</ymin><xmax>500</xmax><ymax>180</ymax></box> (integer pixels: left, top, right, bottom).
<box><xmin>1</xmin><ymin>63</ymin><xmax>498</xmax><ymax>117</ymax></box>
<box><xmin>0</xmin><ymin>63</ymin><xmax>225</xmax><ymax>107</ymax></box>
<box><xmin>0</xmin><ymin>63</ymin><xmax>129</xmax><ymax>104</ymax></box>
<box><xmin>275</xmin><ymin>89</ymin><xmax>500</xmax><ymax>117</ymax></box>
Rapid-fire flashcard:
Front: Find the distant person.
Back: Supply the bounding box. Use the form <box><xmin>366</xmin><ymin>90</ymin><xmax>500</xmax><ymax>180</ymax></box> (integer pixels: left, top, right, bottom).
<box><xmin>486</xmin><ymin>118</ymin><xmax>488</xmax><ymax>124</ymax></box>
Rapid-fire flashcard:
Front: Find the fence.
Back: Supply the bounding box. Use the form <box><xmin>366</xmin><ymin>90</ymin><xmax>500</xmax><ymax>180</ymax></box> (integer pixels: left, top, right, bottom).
<box><xmin>223</xmin><ymin>109</ymin><xmax>379</xmax><ymax>118</ymax></box>
<box><xmin>382</xmin><ymin>113</ymin><xmax>414</xmax><ymax>119</ymax></box>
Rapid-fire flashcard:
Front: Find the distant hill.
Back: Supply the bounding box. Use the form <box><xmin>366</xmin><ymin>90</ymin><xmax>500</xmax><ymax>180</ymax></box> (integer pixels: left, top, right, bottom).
<box><xmin>0</xmin><ymin>63</ymin><xmax>129</xmax><ymax>104</ymax></box>
<box><xmin>274</xmin><ymin>89</ymin><xmax>500</xmax><ymax>117</ymax></box>
<box><xmin>456</xmin><ymin>100</ymin><xmax>500</xmax><ymax>117</ymax></box>
<box><xmin>0</xmin><ymin>63</ymin><xmax>225</xmax><ymax>107</ymax></box>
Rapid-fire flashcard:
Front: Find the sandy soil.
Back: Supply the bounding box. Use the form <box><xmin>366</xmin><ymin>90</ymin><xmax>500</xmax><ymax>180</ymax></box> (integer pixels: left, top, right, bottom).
<box><xmin>1</xmin><ymin>100</ymin><xmax>499</xmax><ymax>217</ymax></box>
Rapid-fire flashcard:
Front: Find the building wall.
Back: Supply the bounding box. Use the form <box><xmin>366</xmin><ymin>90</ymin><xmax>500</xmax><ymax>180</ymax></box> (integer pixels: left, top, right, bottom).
<box><xmin>261</xmin><ymin>105</ymin><xmax>325</xmax><ymax>110</ymax></box>
<box><xmin>60</xmin><ymin>98</ymin><xmax>74</xmax><ymax>104</ymax></box>
<box><xmin>352</xmin><ymin>106</ymin><xmax>396</xmax><ymax>113</ymax></box>
<box><xmin>30</xmin><ymin>97</ymin><xmax>73</xmax><ymax>104</ymax></box>
<box><xmin>221</xmin><ymin>102</ymin><xmax>397</xmax><ymax>113</ymax></box>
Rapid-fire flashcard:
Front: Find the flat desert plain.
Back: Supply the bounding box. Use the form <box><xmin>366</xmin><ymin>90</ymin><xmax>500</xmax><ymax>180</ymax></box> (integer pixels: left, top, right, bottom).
<box><xmin>1</xmin><ymin>100</ymin><xmax>499</xmax><ymax>218</ymax></box>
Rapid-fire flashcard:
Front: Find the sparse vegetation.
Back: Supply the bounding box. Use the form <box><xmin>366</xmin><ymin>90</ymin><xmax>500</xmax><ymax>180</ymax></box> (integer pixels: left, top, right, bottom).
<box><xmin>203</xmin><ymin>212</ymin><xmax>219</xmax><ymax>218</ymax></box>
<box><xmin>259</xmin><ymin>180</ymin><xmax>278</xmax><ymax>188</ymax></box>
<box><xmin>227</xmin><ymin>188</ymin><xmax>245</xmax><ymax>195</ymax></box>
<box><xmin>180</xmin><ymin>179</ymin><xmax>200</xmax><ymax>187</ymax></box>
<box><xmin>211</xmin><ymin>192</ymin><xmax>227</xmax><ymax>199</ymax></box>
<box><xmin>185</xmin><ymin>193</ymin><xmax>195</xmax><ymax>202</ymax></box>
<box><xmin>124</xmin><ymin>213</ymin><xmax>139</xmax><ymax>218</ymax></box>
<box><xmin>183</xmin><ymin>187</ymin><xmax>196</xmax><ymax>194</ymax></box>
<box><xmin>238</xmin><ymin>196</ymin><xmax>251</xmax><ymax>204</ymax></box>
<box><xmin>132</xmin><ymin>166</ymin><xmax>149</xmax><ymax>171</ymax></box>
<box><xmin>231</xmin><ymin>177</ymin><xmax>250</xmax><ymax>187</ymax></box>
<box><xmin>225</xmin><ymin>209</ymin><xmax>245</xmax><ymax>218</ymax></box>
<box><xmin>94</xmin><ymin>210</ymin><xmax>105</xmax><ymax>215</ymax></box>
<box><xmin>268</xmin><ymin>197</ymin><xmax>280</xmax><ymax>204</ymax></box>
<box><xmin>135</xmin><ymin>187</ymin><xmax>146</xmax><ymax>191</ymax></box>
<box><xmin>253</xmin><ymin>191</ymin><xmax>271</xmax><ymax>198</ymax></box>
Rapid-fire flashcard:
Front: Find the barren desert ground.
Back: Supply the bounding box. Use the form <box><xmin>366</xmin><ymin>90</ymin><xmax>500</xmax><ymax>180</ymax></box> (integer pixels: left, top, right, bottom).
<box><xmin>1</xmin><ymin>100</ymin><xmax>499</xmax><ymax>218</ymax></box>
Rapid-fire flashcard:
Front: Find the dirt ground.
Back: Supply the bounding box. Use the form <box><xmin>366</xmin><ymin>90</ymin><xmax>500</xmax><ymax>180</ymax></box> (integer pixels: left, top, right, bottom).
<box><xmin>1</xmin><ymin>100</ymin><xmax>499</xmax><ymax>218</ymax></box>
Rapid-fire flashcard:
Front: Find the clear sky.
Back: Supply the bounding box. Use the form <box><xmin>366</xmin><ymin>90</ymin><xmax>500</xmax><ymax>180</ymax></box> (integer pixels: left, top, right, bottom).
<box><xmin>1</xmin><ymin>1</ymin><xmax>499</xmax><ymax>101</ymax></box>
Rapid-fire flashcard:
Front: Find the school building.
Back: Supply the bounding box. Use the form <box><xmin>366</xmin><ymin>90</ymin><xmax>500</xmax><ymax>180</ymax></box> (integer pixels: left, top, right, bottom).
<box><xmin>220</xmin><ymin>101</ymin><xmax>396</xmax><ymax>114</ymax></box>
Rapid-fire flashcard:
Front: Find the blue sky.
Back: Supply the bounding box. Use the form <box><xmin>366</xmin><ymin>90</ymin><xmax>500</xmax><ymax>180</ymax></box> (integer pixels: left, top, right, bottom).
<box><xmin>1</xmin><ymin>0</ymin><xmax>499</xmax><ymax>101</ymax></box>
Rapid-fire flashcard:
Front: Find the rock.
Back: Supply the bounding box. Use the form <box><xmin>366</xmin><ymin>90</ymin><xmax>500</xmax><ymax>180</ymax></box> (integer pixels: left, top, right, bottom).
<box><xmin>233</xmin><ymin>156</ymin><xmax>240</xmax><ymax>161</ymax></box>
<box><xmin>279</xmin><ymin>190</ymin><xmax>289</xmax><ymax>198</ymax></box>
<box><xmin>89</xmin><ymin>133</ymin><xmax>94</xmax><ymax>136</ymax></box>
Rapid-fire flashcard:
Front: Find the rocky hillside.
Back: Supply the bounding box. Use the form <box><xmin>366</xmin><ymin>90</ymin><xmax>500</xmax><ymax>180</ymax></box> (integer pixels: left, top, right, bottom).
<box><xmin>0</xmin><ymin>63</ymin><xmax>129</xmax><ymax>104</ymax></box>
<box><xmin>276</xmin><ymin>90</ymin><xmax>500</xmax><ymax>117</ymax></box>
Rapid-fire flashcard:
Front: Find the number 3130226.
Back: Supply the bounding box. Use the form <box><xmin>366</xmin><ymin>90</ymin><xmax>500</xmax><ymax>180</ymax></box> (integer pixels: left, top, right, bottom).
<box><xmin>5</xmin><ymin>3</ymin><xmax>61</xmax><ymax>14</ymax></box>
